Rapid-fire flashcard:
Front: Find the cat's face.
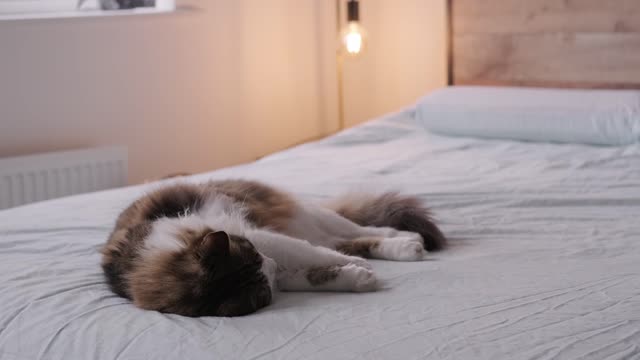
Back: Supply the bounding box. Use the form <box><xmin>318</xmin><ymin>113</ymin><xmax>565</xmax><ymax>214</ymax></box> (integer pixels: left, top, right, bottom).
<box><xmin>129</xmin><ymin>230</ymin><xmax>275</xmax><ymax>317</ymax></box>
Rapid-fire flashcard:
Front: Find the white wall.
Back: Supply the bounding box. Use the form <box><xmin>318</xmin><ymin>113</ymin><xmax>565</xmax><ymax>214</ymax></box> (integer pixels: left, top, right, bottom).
<box><xmin>0</xmin><ymin>0</ymin><xmax>334</xmax><ymax>184</ymax></box>
<box><xmin>0</xmin><ymin>0</ymin><xmax>446</xmax><ymax>184</ymax></box>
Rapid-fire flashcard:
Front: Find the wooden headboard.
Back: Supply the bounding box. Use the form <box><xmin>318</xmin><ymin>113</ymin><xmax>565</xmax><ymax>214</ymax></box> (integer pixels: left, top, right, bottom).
<box><xmin>448</xmin><ymin>0</ymin><xmax>640</xmax><ymax>89</ymax></box>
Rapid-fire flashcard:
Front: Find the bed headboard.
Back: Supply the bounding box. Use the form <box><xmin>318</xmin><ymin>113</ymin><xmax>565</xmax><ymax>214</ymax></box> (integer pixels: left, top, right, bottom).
<box><xmin>448</xmin><ymin>0</ymin><xmax>640</xmax><ymax>89</ymax></box>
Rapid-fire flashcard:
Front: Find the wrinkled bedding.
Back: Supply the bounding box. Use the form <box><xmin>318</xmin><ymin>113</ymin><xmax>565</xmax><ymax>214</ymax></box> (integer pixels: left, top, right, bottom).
<box><xmin>1</xmin><ymin>109</ymin><xmax>639</xmax><ymax>360</ymax></box>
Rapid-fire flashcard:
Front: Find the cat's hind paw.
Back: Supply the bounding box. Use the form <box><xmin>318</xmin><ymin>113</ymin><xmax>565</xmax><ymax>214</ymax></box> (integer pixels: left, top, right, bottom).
<box><xmin>378</xmin><ymin>233</ymin><xmax>426</xmax><ymax>261</ymax></box>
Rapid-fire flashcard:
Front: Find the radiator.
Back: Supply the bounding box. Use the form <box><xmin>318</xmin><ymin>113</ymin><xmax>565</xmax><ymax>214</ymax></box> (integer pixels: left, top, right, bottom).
<box><xmin>0</xmin><ymin>146</ymin><xmax>128</xmax><ymax>210</ymax></box>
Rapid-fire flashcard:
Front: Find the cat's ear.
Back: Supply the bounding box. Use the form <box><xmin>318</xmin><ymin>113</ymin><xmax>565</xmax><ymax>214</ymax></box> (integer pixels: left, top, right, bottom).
<box><xmin>199</xmin><ymin>231</ymin><xmax>230</xmax><ymax>257</ymax></box>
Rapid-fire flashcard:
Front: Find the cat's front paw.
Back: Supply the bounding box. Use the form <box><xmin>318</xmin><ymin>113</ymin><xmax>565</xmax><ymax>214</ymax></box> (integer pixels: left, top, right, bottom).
<box><xmin>340</xmin><ymin>264</ymin><xmax>378</xmax><ymax>292</ymax></box>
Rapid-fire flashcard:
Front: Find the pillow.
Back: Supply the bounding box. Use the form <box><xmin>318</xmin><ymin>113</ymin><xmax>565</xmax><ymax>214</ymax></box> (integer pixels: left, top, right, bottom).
<box><xmin>416</xmin><ymin>86</ymin><xmax>640</xmax><ymax>146</ymax></box>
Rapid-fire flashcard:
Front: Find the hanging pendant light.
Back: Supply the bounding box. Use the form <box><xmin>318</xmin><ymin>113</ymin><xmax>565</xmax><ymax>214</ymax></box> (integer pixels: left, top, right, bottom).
<box><xmin>339</xmin><ymin>0</ymin><xmax>367</xmax><ymax>56</ymax></box>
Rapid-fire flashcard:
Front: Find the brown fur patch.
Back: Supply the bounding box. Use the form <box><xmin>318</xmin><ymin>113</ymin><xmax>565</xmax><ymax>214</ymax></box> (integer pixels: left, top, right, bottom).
<box><xmin>101</xmin><ymin>223</ymin><xmax>152</xmax><ymax>298</ymax></box>
<box><xmin>336</xmin><ymin>237</ymin><xmax>381</xmax><ymax>258</ymax></box>
<box><xmin>127</xmin><ymin>250</ymin><xmax>201</xmax><ymax>313</ymax></box>
<box><xmin>176</xmin><ymin>227</ymin><xmax>208</xmax><ymax>247</ymax></box>
<box><xmin>114</xmin><ymin>183</ymin><xmax>205</xmax><ymax>230</ymax></box>
<box><xmin>307</xmin><ymin>266</ymin><xmax>341</xmax><ymax>286</ymax></box>
<box><xmin>205</xmin><ymin>180</ymin><xmax>296</xmax><ymax>231</ymax></box>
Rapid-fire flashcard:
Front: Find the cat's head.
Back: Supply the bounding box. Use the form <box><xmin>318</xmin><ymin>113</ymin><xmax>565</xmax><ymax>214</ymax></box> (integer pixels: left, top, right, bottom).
<box><xmin>128</xmin><ymin>229</ymin><xmax>276</xmax><ymax>317</ymax></box>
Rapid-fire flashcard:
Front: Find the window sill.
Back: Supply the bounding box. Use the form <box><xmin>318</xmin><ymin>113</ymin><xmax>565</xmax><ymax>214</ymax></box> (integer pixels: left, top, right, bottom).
<box><xmin>0</xmin><ymin>5</ymin><xmax>197</xmax><ymax>22</ymax></box>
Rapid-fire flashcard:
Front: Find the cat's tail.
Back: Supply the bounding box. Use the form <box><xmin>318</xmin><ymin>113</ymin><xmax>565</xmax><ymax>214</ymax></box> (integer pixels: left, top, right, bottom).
<box><xmin>327</xmin><ymin>192</ymin><xmax>446</xmax><ymax>251</ymax></box>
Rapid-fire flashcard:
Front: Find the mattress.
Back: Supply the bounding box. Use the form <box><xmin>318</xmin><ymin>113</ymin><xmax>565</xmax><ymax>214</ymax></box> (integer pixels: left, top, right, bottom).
<box><xmin>1</xmin><ymin>109</ymin><xmax>639</xmax><ymax>360</ymax></box>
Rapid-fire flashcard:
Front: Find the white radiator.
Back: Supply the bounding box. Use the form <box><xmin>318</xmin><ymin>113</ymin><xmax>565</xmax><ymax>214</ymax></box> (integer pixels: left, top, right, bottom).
<box><xmin>0</xmin><ymin>146</ymin><xmax>127</xmax><ymax>210</ymax></box>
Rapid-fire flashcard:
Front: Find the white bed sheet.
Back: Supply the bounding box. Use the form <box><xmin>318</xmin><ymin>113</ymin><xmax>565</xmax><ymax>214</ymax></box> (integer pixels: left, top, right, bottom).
<box><xmin>1</xmin><ymin>109</ymin><xmax>640</xmax><ymax>360</ymax></box>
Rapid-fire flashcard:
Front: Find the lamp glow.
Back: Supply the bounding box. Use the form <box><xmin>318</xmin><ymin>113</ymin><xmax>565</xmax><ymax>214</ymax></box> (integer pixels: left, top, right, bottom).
<box><xmin>341</xmin><ymin>22</ymin><xmax>366</xmax><ymax>55</ymax></box>
<box><xmin>338</xmin><ymin>0</ymin><xmax>367</xmax><ymax>56</ymax></box>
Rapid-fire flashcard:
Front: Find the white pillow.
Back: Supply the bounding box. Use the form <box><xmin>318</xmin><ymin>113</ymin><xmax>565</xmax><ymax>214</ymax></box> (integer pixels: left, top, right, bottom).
<box><xmin>416</xmin><ymin>86</ymin><xmax>640</xmax><ymax>146</ymax></box>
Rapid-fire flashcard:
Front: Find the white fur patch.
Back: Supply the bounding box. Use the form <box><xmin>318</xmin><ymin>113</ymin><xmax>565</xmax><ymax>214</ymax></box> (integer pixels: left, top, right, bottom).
<box><xmin>198</xmin><ymin>194</ymin><xmax>252</xmax><ymax>236</ymax></box>
<box><xmin>144</xmin><ymin>218</ymin><xmax>189</xmax><ymax>254</ymax></box>
<box><xmin>142</xmin><ymin>195</ymin><xmax>255</xmax><ymax>258</ymax></box>
<box><xmin>286</xmin><ymin>201</ymin><xmax>388</xmax><ymax>248</ymax></box>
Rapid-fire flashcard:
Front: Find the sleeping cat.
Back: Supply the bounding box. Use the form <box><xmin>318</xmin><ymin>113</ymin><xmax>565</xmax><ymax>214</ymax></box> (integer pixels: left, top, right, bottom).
<box><xmin>101</xmin><ymin>180</ymin><xmax>445</xmax><ymax>317</ymax></box>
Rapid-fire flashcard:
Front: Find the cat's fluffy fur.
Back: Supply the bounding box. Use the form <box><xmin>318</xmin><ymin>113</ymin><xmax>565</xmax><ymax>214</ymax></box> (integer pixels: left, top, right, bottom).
<box><xmin>101</xmin><ymin>180</ymin><xmax>445</xmax><ymax>317</ymax></box>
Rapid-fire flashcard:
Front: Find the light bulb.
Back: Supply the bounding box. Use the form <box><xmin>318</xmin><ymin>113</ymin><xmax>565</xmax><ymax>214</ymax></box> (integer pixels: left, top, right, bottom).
<box><xmin>340</xmin><ymin>21</ymin><xmax>367</xmax><ymax>56</ymax></box>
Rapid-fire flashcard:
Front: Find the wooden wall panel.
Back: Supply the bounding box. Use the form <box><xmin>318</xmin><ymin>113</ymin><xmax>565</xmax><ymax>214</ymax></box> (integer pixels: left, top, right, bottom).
<box><xmin>453</xmin><ymin>0</ymin><xmax>640</xmax><ymax>34</ymax></box>
<box><xmin>451</xmin><ymin>0</ymin><xmax>640</xmax><ymax>88</ymax></box>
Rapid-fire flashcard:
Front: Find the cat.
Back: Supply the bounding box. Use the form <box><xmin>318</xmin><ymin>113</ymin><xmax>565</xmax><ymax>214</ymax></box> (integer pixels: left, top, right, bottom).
<box><xmin>101</xmin><ymin>179</ymin><xmax>445</xmax><ymax>317</ymax></box>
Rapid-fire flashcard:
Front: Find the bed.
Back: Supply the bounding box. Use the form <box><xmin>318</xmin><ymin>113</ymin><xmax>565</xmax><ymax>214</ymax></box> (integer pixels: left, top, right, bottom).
<box><xmin>2</xmin><ymin>1</ymin><xmax>640</xmax><ymax>359</ymax></box>
<box><xmin>2</xmin><ymin>98</ymin><xmax>640</xmax><ymax>359</ymax></box>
